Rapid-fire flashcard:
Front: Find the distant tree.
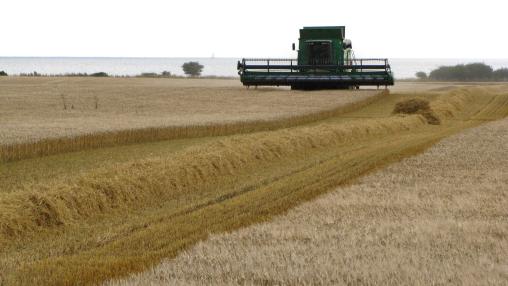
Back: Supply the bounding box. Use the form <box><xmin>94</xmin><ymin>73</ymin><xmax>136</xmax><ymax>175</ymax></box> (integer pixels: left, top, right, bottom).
<box><xmin>161</xmin><ymin>71</ymin><xmax>171</xmax><ymax>77</ymax></box>
<box><xmin>429</xmin><ymin>65</ymin><xmax>460</xmax><ymax>81</ymax></box>
<box><xmin>0</xmin><ymin>71</ymin><xmax>7</xmax><ymax>76</ymax></box>
<box><xmin>140</xmin><ymin>72</ymin><xmax>158</xmax><ymax>77</ymax></box>
<box><xmin>493</xmin><ymin>68</ymin><xmax>508</xmax><ymax>81</ymax></box>
<box><xmin>182</xmin><ymin>62</ymin><xmax>204</xmax><ymax>77</ymax></box>
<box><xmin>415</xmin><ymin>71</ymin><xmax>427</xmax><ymax>80</ymax></box>
<box><xmin>429</xmin><ymin>63</ymin><xmax>493</xmax><ymax>81</ymax></box>
<box><xmin>463</xmin><ymin>63</ymin><xmax>493</xmax><ymax>81</ymax></box>
<box><xmin>90</xmin><ymin>72</ymin><xmax>109</xmax><ymax>77</ymax></box>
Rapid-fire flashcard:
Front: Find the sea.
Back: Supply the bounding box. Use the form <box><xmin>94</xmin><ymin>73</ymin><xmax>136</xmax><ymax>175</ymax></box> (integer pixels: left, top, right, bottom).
<box><xmin>1</xmin><ymin>57</ymin><xmax>508</xmax><ymax>79</ymax></box>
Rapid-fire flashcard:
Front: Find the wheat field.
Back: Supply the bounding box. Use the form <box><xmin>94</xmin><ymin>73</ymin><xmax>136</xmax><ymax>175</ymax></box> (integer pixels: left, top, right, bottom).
<box><xmin>1</xmin><ymin>81</ymin><xmax>508</xmax><ymax>285</ymax></box>
<box><xmin>0</xmin><ymin>77</ymin><xmax>379</xmax><ymax>145</ymax></box>
<box><xmin>113</xmin><ymin>115</ymin><xmax>508</xmax><ymax>286</ymax></box>
<box><xmin>0</xmin><ymin>77</ymin><xmax>384</xmax><ymax>162</ymax></box>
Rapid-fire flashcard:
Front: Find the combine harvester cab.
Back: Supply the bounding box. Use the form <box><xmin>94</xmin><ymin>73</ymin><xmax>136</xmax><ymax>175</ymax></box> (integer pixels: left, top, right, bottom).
<box><xmin>237</xmin><ymin>26</ymin><xmax>394</xmax><ymax>90</ymax></box>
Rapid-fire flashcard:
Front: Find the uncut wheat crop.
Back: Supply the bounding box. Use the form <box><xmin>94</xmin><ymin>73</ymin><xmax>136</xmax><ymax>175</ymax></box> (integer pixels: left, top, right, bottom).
<box><xmin>0</xmin><ymin>77</ymin><xmax>380</xmax><ymax>145</ymax></box>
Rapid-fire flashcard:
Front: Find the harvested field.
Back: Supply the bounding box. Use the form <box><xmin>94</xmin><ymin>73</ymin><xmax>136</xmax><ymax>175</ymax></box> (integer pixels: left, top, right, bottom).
<box><xmin>1</xmin><ymin>82</ymin><xmax>508</xmax><ymax>285</ymax></box>
<box><xmin>112</xmin><ymin>113</ymin><xmax>508</xmax><ymax>286</ymax></box>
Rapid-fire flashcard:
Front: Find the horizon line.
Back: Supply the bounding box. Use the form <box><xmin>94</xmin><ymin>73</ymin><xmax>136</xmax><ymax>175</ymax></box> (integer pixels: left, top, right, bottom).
<box><xmin>1</xmin><ymin>56</ymin><xmax>508</xmax><ymax>60</ymax></box>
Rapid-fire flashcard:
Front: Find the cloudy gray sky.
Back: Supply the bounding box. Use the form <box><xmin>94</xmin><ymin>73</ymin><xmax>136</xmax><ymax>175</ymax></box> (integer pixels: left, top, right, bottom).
<box><xmin>2</xmin><ymin>0</ymin><xmax>507</xmax><ymax>58</ymax></box>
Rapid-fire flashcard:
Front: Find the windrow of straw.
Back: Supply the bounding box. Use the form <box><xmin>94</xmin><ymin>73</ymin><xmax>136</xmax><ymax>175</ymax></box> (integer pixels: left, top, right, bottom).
<box><xmin>430</xmin><ymin>87</ymin><xmax>477</xmax><ymax>118</ymax></box>
<box><xmin>393</xmin><ymin>98</ymin><xmax>441</xmax><ymax>125</ymax></box>
<box><xmin>0</xmin><ymin>91</ymin><xmax>386</xmax><ymax>163</ymax></box>
<box><xmin>0</xmin><ymin>113</ymin><xmax>427</xmax><ymax>240</ymax></box>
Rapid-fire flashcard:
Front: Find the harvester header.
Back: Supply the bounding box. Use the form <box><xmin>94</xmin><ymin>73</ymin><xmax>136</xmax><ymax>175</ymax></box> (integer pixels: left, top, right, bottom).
<box><xmin>237</xmin><ymin>26</ymin><xmax>394</xmax><ymax>90</ymax></box>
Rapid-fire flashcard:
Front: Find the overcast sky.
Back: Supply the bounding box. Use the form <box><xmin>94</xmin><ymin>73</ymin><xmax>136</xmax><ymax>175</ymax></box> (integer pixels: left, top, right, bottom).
<box><xmin>2</xmin><ymin>0</ymin><xmax>507</xmax><ymax>59</ymax></box>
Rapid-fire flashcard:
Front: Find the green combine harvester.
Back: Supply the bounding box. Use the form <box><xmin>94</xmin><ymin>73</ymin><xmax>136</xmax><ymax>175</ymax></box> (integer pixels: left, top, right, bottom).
<box><xmin>237</xmin><ymin>26</ymin><xmax>394</xmax><ymax>90</ymax></box>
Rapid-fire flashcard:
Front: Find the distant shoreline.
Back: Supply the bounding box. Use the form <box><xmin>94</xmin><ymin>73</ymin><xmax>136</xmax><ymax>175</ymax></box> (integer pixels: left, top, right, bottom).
<box><xmin>1</xmin><ymin>73</ymin><xmax>507</xmax><ymax>82</ymax></box>
<box><xmin>0</xmin><ymin>73</ymin><xmax>238</xmax><ymax>79</ymax></box>
<box><xmin>2</xmin><ymin>57</ymin><xmax>508</xmax><ymax>79</ymax></box>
